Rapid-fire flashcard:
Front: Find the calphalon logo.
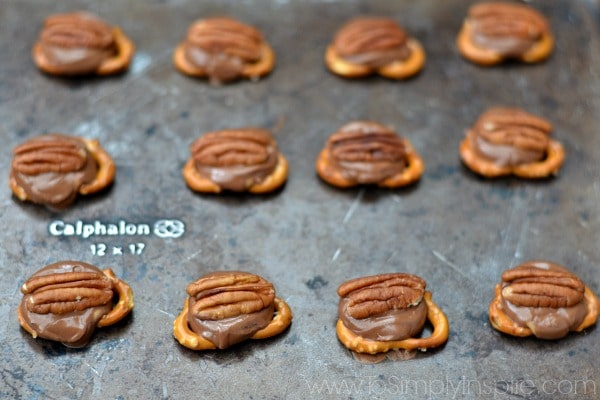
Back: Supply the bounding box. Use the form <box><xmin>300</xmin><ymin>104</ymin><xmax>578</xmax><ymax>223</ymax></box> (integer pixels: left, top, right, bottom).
<box><xmin>49</xmin><ymin>219</ymin><xmax>185</xmax><ymax>239</ymax></box>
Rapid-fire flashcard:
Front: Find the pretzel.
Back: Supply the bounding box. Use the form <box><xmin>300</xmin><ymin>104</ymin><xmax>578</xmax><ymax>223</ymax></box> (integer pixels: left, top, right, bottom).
<box><xmin>324</xmin><ymin>17</ymin><xmax>425</xmax><ymax>80</ymax></box>
<box><xmin>460</xmin><ymin>135</ymin><xmax>565</xmax><ymax>179</ymax></box>
<box><xmin>97</xmin><ymin>268</ymin><xmax>135</xmax><ymax>327</ymax></box>
<box><xmin>489</xmin><ymin>284</ymin><xmax>599</xmax><ymax>338</ymax></box>
<box><xmin>183</xmin><ymin>153</ymin><xmax>288</xmax><ymax>194</ymax></box>
<box><xmin>33</xmin><ymin>22</ymin><xmax>134</xmax><ymax>76</ymax></box>
<box><xmin>336</xmin><ymin>291</ymin><xmax>449</xmax><ymax>354</ymax></box>
<box><xmin>316</xmin><ymin>122</ymin><xmax>424</xmax><ymax>189</ymax></box>
<box><xmin>173</xmin><ymin>17</ymin><xmax>275</xmax><ymax>83</ymax></box>
<box><xmin>456</xmin><ymin>22</ymin><xmax>553</xmax><ymax>66</ymax></box>
<box><xmin>10</xmin><ymin>136</ymin><xmax>116</xmax><ymax>206</ymax></box>
<box><xmin>173</xmin><ymin>296</ymin><xmax>292</xmax><ymax>350</ymax></box>
<box><xmin>456</xmin><ymin>2</ymin><xmax>553</xmax><ymax>66</ymax></box>
<box><xmin>325</xmin><ymin>39</ymin><xmax>425</xmax><ymax>80</ymax></box>
<box><xmin>173</xmin><ymin>41</ymin><xmax>275</xmax><ymax>81</ymax></box>
<box><xmin>18</xmin><ymin>264</ymin><xmax>134</xmax><ymax>345</ymax></box>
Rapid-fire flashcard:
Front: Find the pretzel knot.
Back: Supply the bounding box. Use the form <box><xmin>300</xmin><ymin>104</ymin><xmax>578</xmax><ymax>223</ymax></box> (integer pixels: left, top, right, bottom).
<box><xmin>336</xmin><ymin>291</ymin><xmax>449</xmax><ymax>354</ymax></box>
<box><xmin>173</xmin><ymin>296</ymin><xmax>292</xmax><ymax>350</ymax></box>
<box><xmin>325</xmin><ymin>17</ymin><xmax>425</xmax><ymax>80</ymax></box>
<box><xmin>489</xmin><ymin>284</ymin><xmax>599</xmax><ymax>338</ymax></box>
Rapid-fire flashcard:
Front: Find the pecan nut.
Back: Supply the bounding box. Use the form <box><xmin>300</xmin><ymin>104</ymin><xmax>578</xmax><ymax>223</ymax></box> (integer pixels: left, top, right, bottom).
<box><xmin>333</xmin><ymin>17</ymin><xmax>410</xmax><ymax>63</ymax></box>
<box><xmin>186</xmin><ymin>271</ymin><xmax>275</xmax><ymax>320</ymax></box>
<box><xmin>174</xmin><ymin>17</ymin><xmax>275</xmax><ymax>84</ymax></box>
<box><xmin>468</xmin><ymin>2</ymin><xmax>549</xmax><ymax>57</ymax></box>
<box><xmin>183</xmin><ymin>128</ymin><xmax>287</xmax><ymax>193</ymax></box>
<box><xmin>501</xmin><ymin>262</ymin><xmax>585</xmax><ymax>308</ymax></box>
<box><xmin>12</xmin><ymin>135</ymin><xmax>91</xmax><ymax>175</ymax></box>
<box><xmin>18</xmin><ymin>261</ymin><xmax>134</xmax><ymax>347</ymax></box>
<box><xmin>316</xmin><ymin>121</ymin><xmax>424</xmax><ymax>188</ymax></box>
<box><xmin>22</xmin><ymin>271</ymin><xmax>114</xmax><ymax>315</ymax></box>
<box><xmin>191</xmin><ymin>128</ymin><xmax>276</xmax><ymax>167</ymax></box>
<box><xmin>338</xmin><ymin>273</ymin><xmax>426</xmax><ymax>319</ymax></box>
<box><xmin>9</xmin><ymin>134</ymin><xmax>115</xmax><ymax>209</ymax></box>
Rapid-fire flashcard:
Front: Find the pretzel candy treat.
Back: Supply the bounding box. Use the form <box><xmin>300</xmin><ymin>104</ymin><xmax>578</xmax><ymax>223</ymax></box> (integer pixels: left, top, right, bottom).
<box><xmin>459</xmin><ymin>107</ymin><xmax>564</xmax><ymax>178</ymax></box>
<box><xmin>183</xmin><ymin>127</ymin><xmax>288</xmax><ymax>194</ymax></box>
<box><xmin>325</xmin><ymin>17</ymin><xmax>425</xmax><ymax>79</ymax></box>
<box><xmin>489</xmin><ymin>260</ymin><xmax>599</xmax><ymax>339</ymax></box>
<box><xmin>18</xmin><ymin>261</ymin><xmax>134</xmax><ymax>348</ymax></box>
<box><xmin>456</xmin><ymin>2</ymin><xmax>554</xmax><ymax>65</ymax></box>
<box><xmin>316</xmin><ymin>121</ymin><xmax>424</xmax><ymax>188</ymax></box>
<box><xmin>173</xmin><ymin>271</ymin><xmax>292</xmax><ymax>350</ymax></box>
<box><xmin>173</xmin><ymin>17</ymin><xmax>275</xmax><ymax>84</ymax></box>
<box><xmin>33</xmin><ymin>11</ymin><xmax>134</xmax><ymax>76</ymax></box>
<box><xmin>336</xmin><ymin>273</ymin><xmax>449</xmax><ymax>363</ymax></box>
<box><xmin>9</xmin><ymin>133</ymin><xmax>115</xmax><ymax>209</ymax></box>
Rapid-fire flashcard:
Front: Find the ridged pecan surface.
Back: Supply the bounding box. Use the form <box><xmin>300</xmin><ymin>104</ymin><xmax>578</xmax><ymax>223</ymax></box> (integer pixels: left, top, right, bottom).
<box><xmin>186</xmin><ymin>17</ymin><xmax>262</xmax><ymax>62</ymax></box>
<box><xmin>191</xmin><ymin>128</ymin><xmax>275</xmax><ymax>167</ymax></box>
<box><xmin>333</xmin><ymin>18</ymin><xmax>407</xmax><ymax>57</ymax></box>
<box><xmin>501</xmin><ymin>262</ymin><xmax>585</xmax><ymax>308</ymax></box>
<box><xmin>187</xmin><ymin>271</ymin><xmax>275</xmax><ymax>320</ymax></box>
<box><xmin>12</xmin><ymin>135</ymin><xmax>90</xmax><ymax>176</ymax></box>
<box><xmin>22</xmin><ymin>270</ymin><xmax>114</xmax><ymax>315</ymax></box>
<box><xmin>338</xmin><ymin>273</ymin><xmax>426</xmax><ymax>319</ymax></box>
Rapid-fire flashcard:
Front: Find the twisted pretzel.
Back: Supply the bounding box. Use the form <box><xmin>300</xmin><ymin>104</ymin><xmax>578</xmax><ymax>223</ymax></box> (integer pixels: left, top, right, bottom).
<box><xmin>183</xmin><ymin>152</ymin><xmax>288</xmax><ymax>194</ymax></box>
<box><xmin>316</xmin><ymin>138</ymin><xmax>423</xmax><ymax>189</ymax></box>
<box><xmin>33</xmin><ymin>27</ymin><xmax>135</xmax><ymax>76</ymax></box>
<box><xmin>336</xmin><ymin>291</ymin><xmax>449</xmax><ymax>354</ymax></box>
<box><xmin>456</xmin><ymin>20</ymin><xmax>554</xmax><ymax>66</ymax></box>
<box><xmin>173</xmin><ymin>296</ymin><xmax>292</xmax><ymax>350</ymax></box>
<box><xmin>489</xmin><ymin>283</ymin><xmax>599</xmax><ymax>337</ymax></box>
<box><xmin>459</xmin><ymin>134</ymin><xmax>564</xmax><ymax>179</ymax></box>
<box><xmin>9</xmin><ymin>136</ymin><xmax>115</xmax><ymax>205</ymax></box>
<box><xmin>173</xmin><ymin>41</ymin><xmax>275</xmax><ymax>81</ymax></box>
<box><xmin>325</xmin><ymin>38</ymin><xmax>425</xmax><ymax>80</ymax></box>
<box><xmin>17</xmin><ymin>268</ymin><xmax>134</xmax><ymax>339</ymax></box>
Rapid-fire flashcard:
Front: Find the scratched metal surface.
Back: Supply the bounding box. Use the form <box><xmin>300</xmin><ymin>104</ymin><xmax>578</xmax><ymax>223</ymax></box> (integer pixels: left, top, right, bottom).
<box><xmin>1</xmin><ymin>0</ymin><xmax>599</xmax><ymax>399</ymax></box>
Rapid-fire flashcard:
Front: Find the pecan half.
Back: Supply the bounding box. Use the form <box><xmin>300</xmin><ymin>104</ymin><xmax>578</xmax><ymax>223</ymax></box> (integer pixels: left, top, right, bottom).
<box><xmin>186</xmin><ymin>17</ymin><xmax>263</xmax><ymax>62</ymax></box>
<box><xmin>187</xmin><ymin>271</ymin><xmax>275</xmax><ymax>320</ymax></box>
<box><xmin>191</xmin><ymin>128</ymin><xmax>275</xmax><ymax>167</ymax></box>
<box><xmin>41</xmin><ymin>12</ymin><xmax>115</xmax><ymax>51</ymax></box>
<box><xmin>334</xmin><ymin>18</ymin><xmax>408</xmax><ymax>57</ymax></box>
<box><xmin>22</xmin><ymin>271</ymin><xmax>114</xmax><ymax>315</ymax></box>
<box><xmin>501</xmin><ymin>262</ymin><xmax>585</xmax><ymax>308</ymax></box>
<box><xmin>329</xmin><ymin>122</ymin><xmax>407</xmax><ymax>164</ymax></box>
<box><xmin>338</xmin><ymin>273</ymin><xmax>426</xmax><ymax>319</ymax></box>
<box><xmin>470</xmin><ymin>107</ymin><xmax>551</xmax><ymax>167</ymax></box>
<box><xmin>12</xmin><ymin>135</ymin><xmax>90</xmax><ymax>176</ymax></box>
<box><xmin>468</xmin><ymin>2</ymin><xmax>549</xmax><ymax>56</ymax></box>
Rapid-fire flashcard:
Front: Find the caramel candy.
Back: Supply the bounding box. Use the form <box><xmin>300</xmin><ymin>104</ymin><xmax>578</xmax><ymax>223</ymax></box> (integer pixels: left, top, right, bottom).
<box><xmin>18</xmin><ymin>261</ymin><xmax>134</xmax><ymax>348</ymax></box>
<box><xmin>336</xmin><ymin>273</ymin><xmax>449</xmax><ymax>362</ymax></box>
<box><xmin>325</xmin><ymin>17</ymin><xmax>425</xmax><ymax>79</ymax></box>
<box><xmin>9</xmin><ymin>134</ymin><xmax>115</xmax><ymax>209</ymax></box>
<box><xmin>182</xmin><ymin>128</ymin><xmax>288</xmax><ymax>194</ymax></box>
<box><xmin>459</xmin><ymin>107</ymin><xmax>564</xmax><ymax>178</ymax></box>
<box><xmin>173</xmin><ymin>17</ymin><xmax>275</xmax><ymax>84</ymax></box>
<box><xmin>456</xmin><ymin>2</ymin><xmax>553</xmax><ymax>65</ymax></box>
<box><xmin>316</xmin><ymin>121</ymin><xmax>424</xmax><ymax>188</ymax></box>
<box><xmin>32</xmin><ymin>11</ymin><xmax>134</xmax><ymax>76</ymax></box>
<box><xmin>173</xmin><ymin>271</ymin><xmax>292</xmax><ymax>350</ymax></box>
<box><xmin>489</xmin><ymin>261</ymin><xmax>599</xmax><ymax>340</ymax></box>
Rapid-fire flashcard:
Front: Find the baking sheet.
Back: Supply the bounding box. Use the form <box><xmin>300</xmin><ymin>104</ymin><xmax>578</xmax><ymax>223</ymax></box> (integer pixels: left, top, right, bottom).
<box><xmin>1</xmin><ymin>0</ymin><xmax>599</xmax><ymax>399</ymax></box>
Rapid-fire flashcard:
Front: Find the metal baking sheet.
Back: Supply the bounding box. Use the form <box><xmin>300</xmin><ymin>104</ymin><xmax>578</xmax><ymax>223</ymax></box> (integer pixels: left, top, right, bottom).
<box><xmin>1</xmin><ymin>0</ymin><xmax>599</xmax><ymax>398</ymax></box>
